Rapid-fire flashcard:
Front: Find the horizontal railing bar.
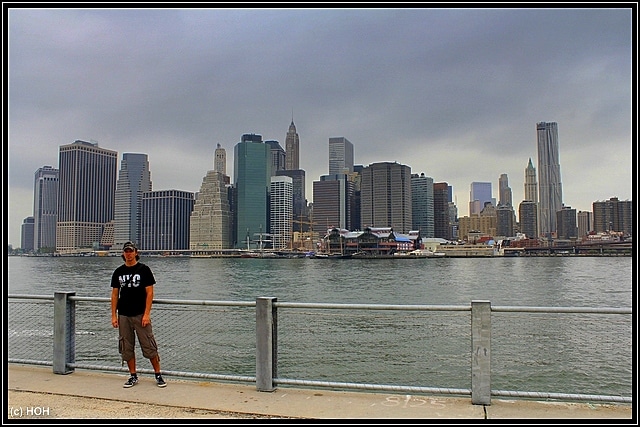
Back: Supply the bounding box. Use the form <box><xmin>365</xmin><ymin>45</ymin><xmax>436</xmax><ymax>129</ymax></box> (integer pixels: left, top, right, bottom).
<box><xmin>275</xmin><ymin>302</ymin><xmax>471</xmax><ymax>311</ymax></box>
<box><xmin>492</xmin><ymin>389</ymin><xmax>632</xmax><ymax>404</ymax></box>
<box><xmin>67</xmin><ymin>363</ymin><xmax>256</xmax><ymax>384</ymax></box>
<box><xmin>9</xmin><ymin>294</ymin><xmax>630</xmax><ymax>314</ymax></box>
<box><xmin>275</xmin><ymin>377</ymin><xmax>471</xmax><ymax>396</ymax></box>
<box><xmin>492</xmin><ymin>306</ymin><xmax>632</xmax><ymax>314</ymax></box>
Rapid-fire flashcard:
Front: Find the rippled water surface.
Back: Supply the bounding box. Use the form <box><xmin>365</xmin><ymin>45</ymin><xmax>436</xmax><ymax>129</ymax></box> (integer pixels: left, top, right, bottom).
<box><xmin>8</xmin><ymin>255</ymin><xmax>633</xmax><ymax>397</ymax></box>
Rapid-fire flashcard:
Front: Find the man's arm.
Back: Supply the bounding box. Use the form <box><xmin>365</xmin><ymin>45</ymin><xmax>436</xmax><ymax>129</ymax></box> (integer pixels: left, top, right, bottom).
<box><xmin>142</xmin><ymin>285</ymin><xmax>154</xmax><ymax>327</ymax></box>
<box><xmin>110</xmin><ymin>288</ymin><xmax>119</xmax><ymax>328</ymax></box>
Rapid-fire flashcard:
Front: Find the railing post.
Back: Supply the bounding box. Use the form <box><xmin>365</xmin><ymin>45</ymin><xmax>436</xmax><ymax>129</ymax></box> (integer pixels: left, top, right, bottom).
<box><xmin>53</xmin><ymin>291</ymin><xmax>75</xmax><ymax>374</ymax></box>
<box><xmin>471</xmin><ymin>300</ymin><xmax>491</xmax><ymax>405</ymax></box>
<box><xmin>256</xmin><ymin>297</ymin><xmax>277</xmax><ymax>392</ymax></box>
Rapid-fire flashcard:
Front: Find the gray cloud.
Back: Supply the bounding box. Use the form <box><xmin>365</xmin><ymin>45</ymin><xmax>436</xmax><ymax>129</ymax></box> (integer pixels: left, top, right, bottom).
<box><xmin>7</xmin><ymin>7</ymin><xmax>633</xmax><ymax>246</ymax></box>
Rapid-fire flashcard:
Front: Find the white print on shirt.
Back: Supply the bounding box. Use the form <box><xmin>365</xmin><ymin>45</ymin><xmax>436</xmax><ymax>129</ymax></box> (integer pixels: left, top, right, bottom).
<box><xmin>119</xmin><ymin>274</ymin><xmax>141</xmax><ymax>288</ymax></box>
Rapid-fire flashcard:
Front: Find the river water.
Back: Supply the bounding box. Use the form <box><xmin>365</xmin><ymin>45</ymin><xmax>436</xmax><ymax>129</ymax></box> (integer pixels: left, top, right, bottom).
<box><xmin>7</xmin><ymin>255</ymin><xmax>633</xmax><ymax>398</ymax></box>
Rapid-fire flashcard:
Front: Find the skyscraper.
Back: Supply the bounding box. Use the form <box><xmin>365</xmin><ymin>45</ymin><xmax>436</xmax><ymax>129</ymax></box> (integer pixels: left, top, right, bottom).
<box><xmin>214</xmin><ymin>143</ymin><xmax>226</xmax><ymax>176</ymax></box>
<box><xmin>411</xmin><ymin>173</ymin><xmax>434</xmax><ymax>238</ymax></box>
<box><xmin>536</xmin><ymin>121</ymin><xmax>563</xmax><ymax>239</ymax></box>
<box><xmin>140</xmin><ymin>189</ymin><xmax>194</xmax><ymax>251</ymax></box>
<box><xmin>360</xmin><ymin>162</ymin><xmax>412</xmax><ymax>233</ymax></box>
<box><xmin>190</xmin><ymin>170</ymin><xmax>232</xmax><ymax>250</ymax></box>
<box><xmin>280</xmin><ymin>120</ymin><xmax>308</xmax><ymax>231</ymax></box>
<box><xmin>469</xmin><ymin>182</ymin><xmax>493</xmax><ymax>215</ymax></box>
<box><xmin>285</xmin><ymin>120</ymin><xmax>300</xmax><ymax>171</ymax></box>
<box><xmin>234</xmin><ymin>133</ymin><xmax>271</xmax><ymax>249</ymax></box>
<box><xmin>519</xmin><ymin>200</ymin><xmax>538</xmax><ymax>239</ymax></box>
<box><xmin>577</xmin><ymin>211</ymin><xmax>593</xmax><ymax>237</ymax></box>
<box><xmin>312</xmin><ymin>174</ymin><xmax>354</xmax><ymax>232</ymax></box>
<box><xmin>270</xmin><ymin>175</ymin><xmax>293</xmax><ymax>249</ymax></box>
<box><xmin>277</xmin><ymin>169</ymin><xmax>306</xmax><ymax>227</ymax></box>
<box><xmin>498</xmin><ymin>173</ymin><xmax>512</xmax><ymax>207</ymax></box>
<box><xmin>56</xmin><ymin>140</ymin><xmax>118</xmax><ymax>253</ymax></box>
<box><xmin>265</xmin><ymin>140</ymin><xmax>286</xmax><ymax>175</ymax></box>
<box><xmin>592</xmin><ymin>197</ymin><xmax>633</xmax><ymax>236</ymax></box>
<box><xmin>113</xmin><ymin>153</ymin><xmax>152</xmax><ymax>249</ymax></box>
<box><xmin>21</xmin><ymin>216</ymin><xmax>35</xmax><ymax>252</ymax></box>
<box><xmin>524</xmin><ymin>158</ymin><xmax>538</xmax><ymax>204</ymax></box>
<box><xmin>328</xmin><ymin>137</ymin><xmax>354</xmax><ymax>175</ymax></box>
<box><xmin>556</xmin><ymin>205</ymin><xmax>577</xmax><ymax>240</ymax></box>
<box><xmin>33</xmin><ymin>165</ymin><xmax>58</xmax><ymax>251</ymax></box>
<box><xmin>433</xmin><ymin>182</ymin><xmax>451</xmax><ymax>240</ymax></box>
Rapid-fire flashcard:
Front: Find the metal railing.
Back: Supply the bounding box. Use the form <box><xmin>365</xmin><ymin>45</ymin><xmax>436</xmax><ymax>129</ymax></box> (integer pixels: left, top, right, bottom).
<box><xmin>8</xmin><ymin>292</ymin><xmax>632</xmax><ymax>405</ymax></box>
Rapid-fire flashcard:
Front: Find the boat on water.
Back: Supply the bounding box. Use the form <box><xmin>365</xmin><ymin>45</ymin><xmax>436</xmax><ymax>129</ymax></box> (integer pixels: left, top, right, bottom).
<box><xmin>408</xmin><ymin>249</ymin><xmax>446</xmax><ymax>257</ymax></box>
<box><xmin>240</xmin><ymin>250</ymin><xmax>279</xmax><ymax>258</ymax></box>
<box><xmin>312</xmin><ymin>253</ymin><xmax>353</xmax><ymax>259</ymax></box>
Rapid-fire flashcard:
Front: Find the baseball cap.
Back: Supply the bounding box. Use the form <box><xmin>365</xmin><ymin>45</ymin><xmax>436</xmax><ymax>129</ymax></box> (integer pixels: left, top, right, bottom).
<box><xmin>122</xmin><ymin>241</ymin><xmax>138</xmax><ymax>251</ymax></box>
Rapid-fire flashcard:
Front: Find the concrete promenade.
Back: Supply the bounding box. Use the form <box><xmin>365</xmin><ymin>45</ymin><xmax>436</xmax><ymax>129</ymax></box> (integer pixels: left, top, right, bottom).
<box><xmin>6</xmin><ymin>364</ymin><xmax>633</xmax><ymax>421</ymax></box>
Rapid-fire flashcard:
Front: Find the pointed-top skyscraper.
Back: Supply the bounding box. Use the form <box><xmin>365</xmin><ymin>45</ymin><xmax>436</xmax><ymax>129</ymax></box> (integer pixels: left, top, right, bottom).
<box><xmin>285</xmin><ymin>119</ymin><xmax>300</xmax><ymax>171</ymax></box>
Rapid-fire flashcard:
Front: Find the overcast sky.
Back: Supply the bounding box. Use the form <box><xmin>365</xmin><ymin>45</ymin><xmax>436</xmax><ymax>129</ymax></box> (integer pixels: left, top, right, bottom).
<box><xmin>6</xmin><ymin>7</ymin><xmax>634</xmax><ymax>247</ymax></box>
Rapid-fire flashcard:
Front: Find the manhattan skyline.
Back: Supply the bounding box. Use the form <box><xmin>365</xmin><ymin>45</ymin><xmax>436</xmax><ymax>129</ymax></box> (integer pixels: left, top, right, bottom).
<box><xmin>6</xmin><ymin>7</ymin><xmax>633</xmax><ymax>247</ymax></box>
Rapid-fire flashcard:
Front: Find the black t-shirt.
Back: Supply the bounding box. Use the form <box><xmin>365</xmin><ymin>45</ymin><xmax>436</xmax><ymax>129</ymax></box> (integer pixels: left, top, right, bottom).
<box><xmin>111</xmin><ymin>262</ymin><xmax>156</xmax><ymax>317</ymax></box>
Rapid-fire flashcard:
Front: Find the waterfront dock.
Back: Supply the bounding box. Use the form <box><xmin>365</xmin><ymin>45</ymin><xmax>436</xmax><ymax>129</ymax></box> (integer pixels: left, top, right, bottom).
<box><xmin>7</xmin><ymin>364</ymin><xmax>633</xmax><ymax>420</ymax></box>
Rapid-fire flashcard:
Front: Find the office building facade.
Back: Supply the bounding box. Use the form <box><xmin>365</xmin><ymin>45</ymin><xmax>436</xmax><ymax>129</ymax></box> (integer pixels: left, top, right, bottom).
<box><xmin>33</xmin><ymin>165</ymin><xmax>59</xmax><ymax>251</ymax></box>
<box><xmin>592</xmin><ymin>197</ymin><xmax>633</xmax><ymax>236</ymax></box>
<box><xmin>498</xmin><ymin>173</ymin><xmax>512</xmax><ymax>207</ymax></box>
<box><xmin>276</xmin><ymin>169</ymin><xmax>306</xmax><ymax>228</ymax></box>
<box><xmin>113</xmin><ymin>153</ymin><xmax>152</xmax><ymax>249</ymax></box>
<box><xmin>328</xmin><ymin>137</ymin><xmax>354</xmax><ymax>176</ymax></box>
<box><xmin>266</xmin><ymin>140</ymin><xmax>286</xmax><ymax>175</ymax></box>
<box><xmin>469</xmin><ymin>182</ymin><xmax>494</xmax><ymax>215</ymax></box>
<box><xmin>360</xmin><ymin>162</ymin><xmax>412</xmax><ymax>233</ymax></box>
<box><xmin>270</xmin><ymin>175</ymin><xmax>293</xmax><ymax>249</ymax></box>
<box><xmin>496</xmin><ymin>204</ymin><xmax>515</xmax><ymax>237</ymax></box>
<box><xmin>313</xmin><ymin>174</ymin><xmax>354</xmax><ymax>232</ymax></box>
<box><xmin>56</xmin><ymin>140</ymin><xmax>118</xmax><ymax>253</ymax></box>
<box><xmin>21</xmin><ymin>216</ymin><xmax>35</xmax><ymax>252</ymax></box>
<box><xmin>190</xmin><ymin>170</ymin><xmax>233</xmax><ymax>250</ymax></box>
<box><xmin>433</xmin><ymin>182</ymin><xmax>451</xmax><ymax>240</ymax></box>
<box><xmin>140</xmin><ymin>189</ymin><xmax>194</xmax><ymax>251</ymax></box>
<box><xmin>556</xmin><ymin>206</ymin><xmax>577</xmax><ymax>240</ymax></box>
<box><xmin>518</xmin><ymin>200</ymin><xmax>538</xmax><ymax>239</ymax></box>
<box><xmin>577</xmin><ymin>210</ymin><xmax>592</xmax><ymax>238</ymax></box>
<box><xmin>411</xmin><ymin>173</ymin><xmax>434</xmax><ymax>238</ymax></box>
<box><xmin>536</xmin><ymin>121</ymin><xmax>563</xmax><ymax>238</ymax></box>
<box><xmin>234</xmin><ymin>133</ymin><xmax>271</xmax><ymax>249</ymax></box>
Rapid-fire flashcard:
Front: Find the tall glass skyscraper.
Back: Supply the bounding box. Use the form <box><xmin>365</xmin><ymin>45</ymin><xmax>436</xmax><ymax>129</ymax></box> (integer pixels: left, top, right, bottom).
<box><xmin>234</xmin><ymin>133</ymin><xmax>271</xmax><ymax>249</ymax></box>
<box><xmin>56</xmin><ymin>140</ymin><xmax>118</xmax><ymax>253</ymax></box>
<box><xmin>33</xmin><ymin>165</ymin><xmax>58</xmax><ymax>251</ymax></box>
<box><xmin>328</xmin><ymin>137</ymin><xmax>354</xmax><ymax>175</ymax></box>
<box><xmin>469</xmin><ymin>182</ymin><xmax>493</xmax><ymax>215</ymax></box>
<box><xmin>536</xmin><ymin>121</ymin><xmax>563</xmax><ymax>239</ymax></box>
<box><xmin>411</xmin><ymin>173</ymin><xmax>434</xmax><ymax>238</ymax></box>
<box><xmin>113</xmin><ymin>153</ymin><xmax>152</xmax><ymax>249</ymax></box>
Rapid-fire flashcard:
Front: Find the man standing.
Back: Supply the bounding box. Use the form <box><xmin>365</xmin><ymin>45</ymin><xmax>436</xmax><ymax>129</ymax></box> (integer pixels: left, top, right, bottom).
<box><xmin>111</xmin><ymin>241</ymin><xmax>167</xmax><ymax>388</ymax></box>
